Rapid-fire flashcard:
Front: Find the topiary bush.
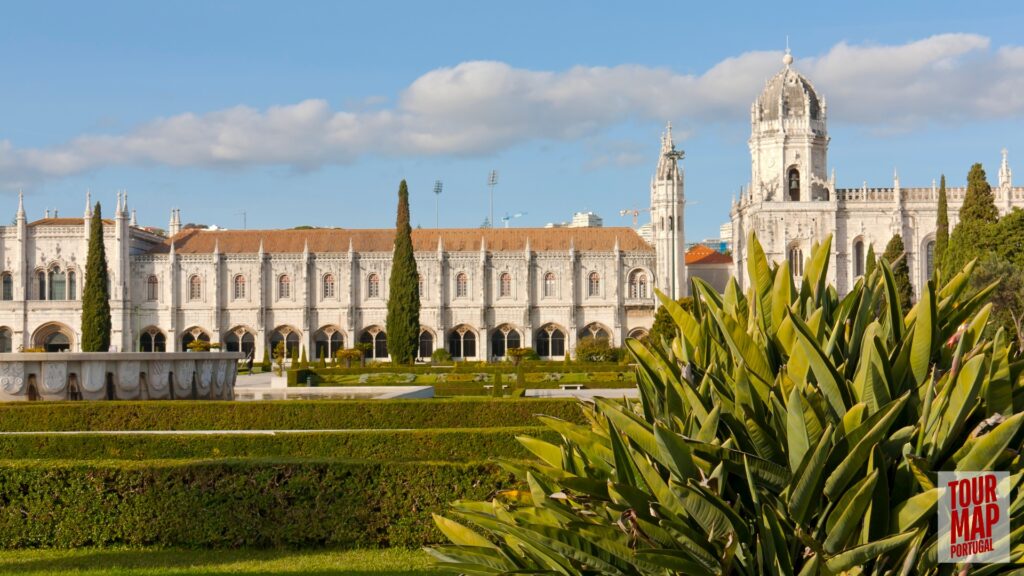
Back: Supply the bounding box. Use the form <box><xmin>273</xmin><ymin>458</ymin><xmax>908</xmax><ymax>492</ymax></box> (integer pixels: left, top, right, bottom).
<box><xmin>431</xmin><ymin>348</ymin><xmax>453</xmax><ymax>364</ymax></box>
<box><xmin>431</xmin><ymin>232</ymin><xmax>1024</xmax><ymax>574</ymax></box>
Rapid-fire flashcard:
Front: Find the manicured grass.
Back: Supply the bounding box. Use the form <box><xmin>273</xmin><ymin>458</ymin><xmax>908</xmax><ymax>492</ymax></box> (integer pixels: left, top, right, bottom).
<box><xmin>0</xmin><ymin>547</ymin><xmax>437</xmax><ymax>575</ymax></box>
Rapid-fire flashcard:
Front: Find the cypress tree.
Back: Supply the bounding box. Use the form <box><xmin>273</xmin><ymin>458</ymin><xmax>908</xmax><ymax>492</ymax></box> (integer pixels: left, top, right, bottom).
<box><xmin>882</xmin><ymin>234</ymin><xmax>914</xmax><ymax>311</ymax></box>
<box><xmin>934</xmin><ymin>174</ymin><xmax>949</xmax><ymax>266</ymax></box>
<box><xmin>81</xmin><ymin>202</ymin><xmax>112</xmax><ymax>351</ymax></box>
<box><xmin>386</xmin><ymin>180</ymin><xmax>420</xmax><ymax>365</ymax></box>
<box><xmin>959</xmin><ymin>163</ymin><xmax>998</xmax><ymax>225</ymax></box>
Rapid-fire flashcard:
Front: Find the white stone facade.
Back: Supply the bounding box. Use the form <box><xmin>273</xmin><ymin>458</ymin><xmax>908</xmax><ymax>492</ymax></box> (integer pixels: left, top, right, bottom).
<box><xmin>731</xmin><ymin>50</ymin><xmax>1024</xmax><ymax>297</ymax></box>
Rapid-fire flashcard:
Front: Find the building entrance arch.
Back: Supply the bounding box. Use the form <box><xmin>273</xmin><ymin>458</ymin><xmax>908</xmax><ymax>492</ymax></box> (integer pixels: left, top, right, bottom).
<box><xmin>32</xmin><ymin>322</ymin><xmax>75</xmax><ymax>352</ymax></box>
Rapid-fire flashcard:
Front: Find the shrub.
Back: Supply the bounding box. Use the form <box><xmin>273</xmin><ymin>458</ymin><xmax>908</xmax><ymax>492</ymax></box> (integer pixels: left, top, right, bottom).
<box><xmin>186</xmin><ymin>339</ymin><xmax>213</xmax><ymax>352</ymax></box>
<box><xmin>336</xmin><ymin>348</ymin><xmax>363</xmax><ymax>368</ymax></box>
<box><xmin>431</xmin><ymin>233</ymin><xmax>1024</xmax><ymax>574</ymax></box>
<box><xmin>0</xmin><ymin>427</ymin><xmax>557</xmax><ymax>462</ymax></box>
<box><xmin>430</xmin><ymin>349</ymin><xmax>452</xmax><ymax>364</ymax></box>
<box><xmin>261</xmin><ymin>346</ymin><xmax>271</xmax><ymax>372</ymax></box>
<box><xmin>0</xmin><ymin>459</ymin><xmax>512</xmax><ymax>548</ymax></box>
<box><xmin>572</xmin><ymin>336</ymin><xmax>619</xmax><ymax>362</ymax></box>
<box><xmin>273</xmin><ymin>342</ymin><xmax>286</xmax><ymax>376</ymax></box>
<box><xmin>507</xmin><ymin>347</ymin><xmax>539</xmax><ymax>365</ymax></box>
<box><xmin>0</xmin><ymin>398</ymin><xmax>585</xmax><ymax>431</ymax></box>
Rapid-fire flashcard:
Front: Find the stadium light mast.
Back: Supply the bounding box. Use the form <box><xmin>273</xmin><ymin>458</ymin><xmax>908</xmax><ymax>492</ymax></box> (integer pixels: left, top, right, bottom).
<box><xmin>487</xmin><ymin>170</ymin><xmax>498</xmax><ymax>228</ymax></box>
<box><xmin>433</xmin><ymin>180</ymin><xmax>443</xmax><ymax>228</ymax></box>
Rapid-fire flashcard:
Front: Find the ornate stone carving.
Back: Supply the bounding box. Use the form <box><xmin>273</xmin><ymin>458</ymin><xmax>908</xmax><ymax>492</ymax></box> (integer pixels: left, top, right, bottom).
<box><xmin>80</xmin><ymin>361</ymin><xmax>106</xmax><ymax>393</ymax></box>
<box><xmin>41</xmin><ymin>362</ymin><xmax>67</xmax><ymax>394</ymax></box>
<box><xmin>0</xmin><ymin>362</ymin><xmax>24</xmax><ymax>395</ymax></box>
<box><xmin>117</xmin><ymin>360</ymin><xmax>140</xmax><ymax>390</ymax></box>
<box><xmin>148</xmin><ymin>361</ymin><xmax>170</xmax><ymax>392</ymax></box>
<box><xmin>174</xmin><ymin>360</ymin><xmax>196</xmax><ymax>398</ymax></box>
<box><xmin>196</xmin><ymin>360</ymin><xmax>213</xmax><ymax>397</ymax></box>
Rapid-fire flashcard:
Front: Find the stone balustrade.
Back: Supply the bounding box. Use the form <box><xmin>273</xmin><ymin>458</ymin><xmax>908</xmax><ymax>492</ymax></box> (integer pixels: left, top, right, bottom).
<box><xmin>0</xmin><ymin>352</ymin><xmax>243</xmax><ymax>401</ymax></box>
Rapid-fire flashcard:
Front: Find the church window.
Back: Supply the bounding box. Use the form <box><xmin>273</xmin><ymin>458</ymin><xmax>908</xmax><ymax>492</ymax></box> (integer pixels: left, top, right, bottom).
<box><xmin>232</xmin><ymin>275</ymin><xmax>245</xmax><ymax>300</ymax></box>
<box><xmin>491</xmin><ymin>325</ymin><xmax>521</xmax><ymax>358</ymax></box>
<box><xmin>788</xmin><ymin>245</ymin><xmax>804</xmax><ymax>278</ymax></box>
<box><xmin>322</xmin><ymin>274</ymin><xmax>335</xmax><ymax>299</ymax></box>
<box><xmin>0</xmin><ymin>327</ymin><xmax>11</xmax><ymax>353</ymax></box>
<box><xmin>188</xmin><ymin>275</ymin><xmax>202</xmax><ymax>301</ymax></box>
<box><xmin>418</xmin><ymin>330</ymin><xmax>434</xmax><ymax>359</ymax></box>
<box><xmin>455</xmin><ymin>272</ymin><xmax>468</xmax><ymax>298</ymax></box>
<box><xmin>788</xmin><ymin>168</ymin><xmax>801</xmax><ymax>201</ymax></box>
<box><xmin>543</xmin><ymin>272</ymin><xmax>556</xmax><ymax>298</ymax></box>
<box><xmin>535</xmin><ymin>324</ymin><xmax>566</xmax><ymax>358</ymax></box>
<box><xmin>925</xmin><ymin>240</ymin><xmax>936</xmax><ymax>280</ymax></box>
<box><xmin>367</xmin><ymin>274</ymin><xmax>380</xmax><ymax>298</ymax></box>
<box><xmin>146</xmin><ymin>275</ymin><xmax>159</xmax><ymax>301</ymax></box>
<box><xmin>853</xmin><ymin>240</ymin><xmax>865</xmax><ymax>278</ymax></box>
<box><xmin>1</xmin><ymin>273</ymin><xmax>11</xmax><ymax>301</ymax></box>
<box><xmin>447</xmin><ymin>325</ymin><xmax>477</xmax><ymax>358</ymax></box>
<box><xmin>498</xmin><ymin>272</ymin><xmax>512</xmax><ymax>298</ymax></box>
<box><xmin>628</xmin><ymin>270</ymin><xmax>649</xmax><ymax>299</ymax></box>
<box><xmin>67</xmin><ymin>271</ymin><xmax>76</xmax><ymax>300</ymax></box>
<box><xmin>278</xmin><ymin>275</ymin><xmax>291</xmax><ymax>299</ymax></box>
<box><xmin>48</xmin><ymin>268</ymin><xmax>66</xmax><ymax>301</ymax></box>
<box><xmin>587</xmin><ymin>272</ymin><xmax>601</xmax><ymax>297</ymax></box>
<box><xmin>37</xmin><ymin>271</ymin><xmax>46</xmax><ymax>301</ymax></box>
<box><xmin>359</xmin><ymin>326</ymin><xmax>387</xmax><ymax>359</ymax></box>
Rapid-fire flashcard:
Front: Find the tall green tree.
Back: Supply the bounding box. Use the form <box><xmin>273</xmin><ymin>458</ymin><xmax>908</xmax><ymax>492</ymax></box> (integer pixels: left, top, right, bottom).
<box><xmin>386</xmin><ymin>180</ymin><xmax>420</xmax><ymax>364</ymax></box>
<box><xmin>934</xmin><ymin>174</ymin><xmax>949</xmax><ymax>268</ymax></box>
<box><xmin>882</xmin><ymin>233</ymin><xmax>913</xmax><ymax>310</ymax></box>
<box><xmin>81</xmin><ymin>202</ymin><xmax>112</xmax><ymax>351</ymax></box>
<box><xmin>960</xmin><ymin>162</ymin><xmax>998</xmax><ymax>224</ymax></box>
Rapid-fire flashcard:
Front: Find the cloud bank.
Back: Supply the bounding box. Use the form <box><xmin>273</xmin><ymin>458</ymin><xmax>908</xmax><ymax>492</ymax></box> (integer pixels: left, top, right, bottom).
<box><xmin>2</xmin><ymin>33</ymin><xmax>1023</xmax><ymax>184</ymax></box>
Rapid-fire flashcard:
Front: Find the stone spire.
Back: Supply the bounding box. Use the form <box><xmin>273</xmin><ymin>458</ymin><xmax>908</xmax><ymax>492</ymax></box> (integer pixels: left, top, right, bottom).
<box><xmin>1000</xmin><ymin>148</ymin><xmax>1013</xmax><ymax>188</ymax></box>
<box><xmin>84</xmin><ymin>190</ymin><xmax>92</xmax><ymax>218</ymax></box>
<box><xmin>168</xmin><ymin>208</ymin><xmax>181</xmax><ymax>237</ymax></box>
<box><xmin>130</xmin><ymin>209</ymin><xmax>137</xmax><ymax>227</ymax></box>
<box><xmin>16</xmin><ymin>190</ymin><xmax>25</xmax><ymax>222</ymax></box>
<box><xmin>213</xmin><ymin>238</ymin><xmax>220</xmax><ymax>256</ymax></box>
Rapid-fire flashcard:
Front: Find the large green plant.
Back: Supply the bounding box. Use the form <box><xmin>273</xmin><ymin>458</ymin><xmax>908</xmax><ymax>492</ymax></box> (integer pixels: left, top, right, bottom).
<box><xmin>81</xmin><ymin>202</ymin><xmax>111</xmax><ymax>352</ymax></box>
<box><xmin>429</xmin><ymin>232</ymin><xmax>1024</xmax><ymax>575</ymax></box>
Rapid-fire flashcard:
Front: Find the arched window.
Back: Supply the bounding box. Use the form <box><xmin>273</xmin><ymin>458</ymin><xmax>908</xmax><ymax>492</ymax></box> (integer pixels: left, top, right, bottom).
<box><xmin>628</xmin><ymin>270</ymin><xmax>649</xmax><ymax>299</ymax></box>
<box><xmin>314</xmin><ymin>327</ymin><xmax>344</xmax><ymax>360</ymax></box>
<box><xmin>232</xmin><ymin>275</ymin><xmax>246</xmax><ymax>300</ymax></box>
<box><xmin>627</xmin><ymin>328</ymin><xmax>649</xmax><ymax>340</ymax></box>
<box><xmin>853</xmin><ymin>239</ymin><xmax>865</xmax><ymax>278</ymax></box>
<box><xmin>278</xmin><ymin>275</ymin><xmax>291</xmax><ymax>299</ymax></box>
<box><xmin>180</xmin><ymin>327</ymin><xmax>210</xmax><ymax>351</ymax></box>
<box><xmin>788</xmin><ymin>168</ymin><xmax>801</xmax><ymax>201</ymax></box>
<box><xmin>447</xmin><ymin>325</ymin><xmax>477</xmax><ymax>358</ymax></box>
<box><xmin>498</xmin><ymin>272</ymin><xmax>512</xmax><ymax>298</ymax></box>
<box><xmin>0</xmin><ymin>327</ymin><xmax>11</xmax><ymax>353</ymax></box>
<box><xmin>67</xmin><ymin>271</ymin><xmax>76</xmax><ymax>300</ymax></box>
<box><xmin>418</xmin><ymin>330</ymin><xmax>434</xmax><ymax>358</ymax></box>
<box><xmin>925</xmin><ymin>240</ymin><xmax>936</xmax><ymax>280</ymax></box>
<box><xmin>188</xmin><ymin>275</ymin><xmax>202</xmax><ymax>301</ymax></box>
<box><xmin>48</xmin><ymin>268</ymin><xmax>66</xmax><ymax>301</ymax></box>
<box><xmin>36</xmin><ymin>271</ymin><xmax>45</xmax><ymax>301</ymax></box>
<box><xmin>491</xmin><ymin>325</ymin><xmax>521</xmax><ymax>358</ymax></box>
<box><xmin>367</xmin><ymin>274</ymin><xmax>380</xmax><ymax>298</ymax></box>
<box><xmin>322</xmin><ymin>274</ymin><xmax>335</xmax><ymax>299</ymax></box>
<box><xmin>788</xmin><ymin>245</ymin><xmax>804</xmax><ymax>278</ymax></box>
<box><xmin>139</xmin><ymin>328</ymin><xmax>166</xmax><ymax>352</ymax></box>
<box><xmin>587</xmin><ymin>272</ymin><xmax>601</xmax><ymax>297</ymax></box>
<box><xmin>583</xmin><ymin>323</ymin><xmax>610</xmax><ymax>341</ymax></box>
<box><xmin>2</xmin><ymin>273</ymin><xmax>13</xmax><ymax>301</ymax></box>
<box><xmin>535</xmin><ymin>324</ymin><xmax>566</xmax><ymax>358</ymax></box>
<box><xmin>359</xmin><ymin>327</ymin><xmax>388</xmax><ymax>359</ymax></box>
<box><xmin>543</xmin><ymin>272</ymin><xmax>556</xmax><ymax>298</ymax></box>
<box><xmin>147</xmin><ymin>275</ymin><xmax>159</xmax><ymax>301</ymax></box>
<box><xmin>455</xmin><ymin>272</ymin><xmax>468</xmax><ymax>298</ymax></box>
<box><xmin>224</xmin><ymin>328</ymin><xmax>255</xmax><ymax>356</ymax></box>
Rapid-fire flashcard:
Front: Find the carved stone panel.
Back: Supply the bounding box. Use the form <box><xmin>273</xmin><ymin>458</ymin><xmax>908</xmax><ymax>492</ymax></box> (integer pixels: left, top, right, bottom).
<box><xmin>41</xmin><ymin>362</ymin><xmax>68</xmax><ymax>395</ymax></box>
<box><xmin>196</xmin><ymin>360</ymin><xmax>213</xmax><ymax>397</ymax></box>
<box><xmin>146</xmin><ymin>360</ymin><xmax>171</xmax><ymax>399</ymax></box>
<box><xmin>0</xmin><ymin>362</ymin><xmax>25</xmax><ymax>396</ymax></box>
<box><xmin>174</xmin><ymin>360</ymin><xmax>196</xmax><ymax>399</ymax></box>
<box><xmin>80</xmin><ymin>361</ymin><xmax>107</xmax><ymax>393</ymax></box>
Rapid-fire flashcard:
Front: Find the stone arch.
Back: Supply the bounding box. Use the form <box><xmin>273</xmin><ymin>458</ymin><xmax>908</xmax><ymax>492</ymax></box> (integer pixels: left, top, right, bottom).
<box><xmin>359</xmin><ymin>325</ymin><xmax>387</xmax><ymax>360</ymax></box>
<box><xmin>418</xmin><ymin>327</ymin><xmax>436</xmax><ymax>359</ymax></box>
<box><xmin>535</xmin><ymin>323</ymin><xmax>567</xmax><ymax>358</ymax></box>
<box><xmin>139</xmin><ymin>326</ymin><xmax>167</xmax><ymax>352</ymax></box>
<box><xmin>490</xmin><ymin>324</ymin><xmax>522</xmax><ymax>358</ymax></box>
<box><xmin>920</xmin><ymin>233</ymin><xmax>937</xmax><ymax>290</ymax></box>
<box><xmin>269</xmin><ymin>325</ymin><xmax>302</xmax><ymax>358</ymax></box>
<box><xmin>224</xmin><ymin>325</ymin><xmax>256</xmax><ymax>356</ymax></box>
<box><xmin>32</xmin><ymin>322</ymin><xmax>75</xmax><ymax>352</ymax></box>
<box><xmin>314</xmin><ymin>325</ymin><xmax>346</xmax><ymax>360</ymax></box>
<box><xmin>627</xmin><ymin>267</ymin><xmax>652</xmax><ymax>299</ymax></box>
<box><xmin>581</xmin><ymin>322</ymin><xmax>612</xmax><ymax>342</ymax></box>
<box><xmin>180</xmin><ymin>326</ymin><xmax>211</xmax><ymax>351</ymax></box>
<box><xmin>787</xmin><ymin>166</ymin><xmax>801</xmax><ymax>201</ymax></box>
<box><xmin>447</xmin><ymin>324</ymin><xmax>478</xmax><ymax>359</ymax></box>
<box><xmin>627</xmin><ymin>327</ymin><xmax>649</xmax><ymax>340</ymax></box>
<box><xmin>852</xmin><ymin>236</ymin><xmax>867</xmax><ymax>278</ymax></box>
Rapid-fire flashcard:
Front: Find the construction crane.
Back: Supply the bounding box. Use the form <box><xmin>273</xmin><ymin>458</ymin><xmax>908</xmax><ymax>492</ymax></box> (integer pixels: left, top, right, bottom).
<box><xmin>619</xmin><ymin>207</ymin><xmax>651</xmax><ymax>227</ymax></box>
<box><xmin>501</xmin><ymin>212</ymin><xmax>527</xmax><ymax>228</ymax></box>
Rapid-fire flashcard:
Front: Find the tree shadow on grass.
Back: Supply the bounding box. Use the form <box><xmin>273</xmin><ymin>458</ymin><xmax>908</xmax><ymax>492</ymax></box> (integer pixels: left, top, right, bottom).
<box><xmin>0</xmin><ymin>548</ymin><xmax>441</xmax><ymax>576</ymax></box>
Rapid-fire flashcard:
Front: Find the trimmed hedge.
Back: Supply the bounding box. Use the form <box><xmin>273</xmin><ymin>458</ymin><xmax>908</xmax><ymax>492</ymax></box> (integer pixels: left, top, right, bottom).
<box><xmin>287</xmin><ymin>361</ymin><xmax>632</xmax><ymax>385</ymax></box>
<box><xmin>0</xmin><ymin>459</ymin><xmax>512</xmax><ymax>548</ymax></box>
<box><xmin>0</xmin><ymin>398</ymin><xmax>584</xmax><ymax>432</ymax></box>
<box><xmin>0</xmin><ymin>427</ymin><xmax>557</xmax><ymax>462</ymax></box>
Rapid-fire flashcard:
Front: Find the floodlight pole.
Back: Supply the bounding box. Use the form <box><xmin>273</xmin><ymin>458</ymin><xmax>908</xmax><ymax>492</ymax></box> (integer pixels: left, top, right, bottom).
<box><xmin>433</xmin><ymin>180</ymin><xmax>443</xmax><ymax>228</ymax></box>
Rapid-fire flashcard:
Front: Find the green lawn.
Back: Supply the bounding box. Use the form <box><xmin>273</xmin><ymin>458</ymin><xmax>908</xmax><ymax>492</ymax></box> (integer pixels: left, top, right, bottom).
<box><xmin>0</xmin><ymin>548</ymin><xmax>438</xmax><ymax>576</ymax></box>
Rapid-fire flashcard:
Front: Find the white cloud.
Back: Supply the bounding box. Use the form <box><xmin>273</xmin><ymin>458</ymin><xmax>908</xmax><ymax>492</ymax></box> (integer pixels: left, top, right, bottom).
<box><xmin>0</xmin><ymin>33</ymin><xmax>1021</xmax><ymax>185</ymax></box>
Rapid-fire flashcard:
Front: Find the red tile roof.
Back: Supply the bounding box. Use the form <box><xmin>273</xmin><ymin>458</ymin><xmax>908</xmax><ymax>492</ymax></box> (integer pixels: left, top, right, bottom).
<box><xmin>29</xmin><ymin>218</ymin><xmax>114</xmax><ymax>226</ymax></box>
<box><xmin>686</xmin><ymin>244</ymin><xmax>733</xmax><ymax>265</ymax></box>
<box><xmin>150</xmin><ymin>227</ymin><xmax>654</xmax><ymax>254</ymax></box>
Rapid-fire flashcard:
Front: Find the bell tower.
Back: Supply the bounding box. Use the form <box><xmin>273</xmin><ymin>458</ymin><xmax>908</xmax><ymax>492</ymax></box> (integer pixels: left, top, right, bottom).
<box><xmin>650</xmin><ymin>122</ymin><xmax>686</xmax><ymax>298</ymax></box>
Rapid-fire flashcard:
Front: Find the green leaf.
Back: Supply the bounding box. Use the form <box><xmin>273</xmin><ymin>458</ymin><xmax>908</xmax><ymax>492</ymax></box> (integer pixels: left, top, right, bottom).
<box><xmin>789</xmin><ymin>424</ymin><xmax>834</xmax><ymax>525</ymax></box>
<box><xmin>956</xmin><ymin>412</ymin><xmax>1024</xmax><ymax>471</ymax></box>
<box><xmin>824</xmin><ymin>470</ymin><xmax>878</xmax><ymax>553</ymax></box>
<box><xmin>433</xmin><ymin>514</ymin><xmax>499</xmax><ymax>549</ymax></box>
<box><xmin>825</xmin><ymin>394</ymin><xmax>908</xmax><ymax>500</ymax></box>
<box><xmin>909</xmin><ymin>282</ymin><xmax>935</xmax><ymax>387</ymax></box>
<box><xmin>890</xmin><ymin>489</ymin><xmax>937</xmax><ymax>533</ymax></box>
<box><xmin>824</xmin><ymin>529</ymin><xmax>919</xmax><ymax>573</ymax></box>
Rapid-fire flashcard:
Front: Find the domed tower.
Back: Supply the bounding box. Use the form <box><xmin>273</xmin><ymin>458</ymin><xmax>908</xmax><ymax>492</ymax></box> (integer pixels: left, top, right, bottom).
<box><xmin>749</xmin><ymin>49</ymin><xmax>830</xmax><ymax>203</ymax></box>
<box><xmin>650</xmin><ymin>122</ymin><xmax>686</xmax><ymax>298</ymax></box>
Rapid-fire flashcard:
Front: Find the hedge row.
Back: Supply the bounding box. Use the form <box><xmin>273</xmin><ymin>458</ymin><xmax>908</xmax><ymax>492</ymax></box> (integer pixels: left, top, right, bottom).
<box><xmin>0</xmin><ymin>459</ymin><xmax>512</xmax><ymax>548</ymax></box>
<box><xmin>0</xmin><ymin>398</ymin><xmax>584</xmax><ymax>432</ymax></box>
<box><xmin>0</xmin><ymin>427</ymin><xmax>557</xmax><ymax>462</ymax></box>
<box><xmin>286</xmin><ymin>361</ymin><xmax>633</xmax><ymax>384</ymax></box>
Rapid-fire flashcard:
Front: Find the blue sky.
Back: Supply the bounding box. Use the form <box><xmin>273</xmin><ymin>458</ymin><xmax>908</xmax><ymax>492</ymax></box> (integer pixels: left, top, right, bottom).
<box><xmin>1</xmin><ymin>1</ymin><xmax>1023</xmax><ymax>240</ymax></box>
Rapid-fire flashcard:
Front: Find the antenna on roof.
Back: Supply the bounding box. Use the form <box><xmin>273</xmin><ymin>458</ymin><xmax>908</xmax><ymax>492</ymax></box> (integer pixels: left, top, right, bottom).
<box><xmin>433</xmin><ymin>180</ymin><xmax>443</xmax><ymax>228</ymax></box>
<box><xmin>487</xmin><ymin>170</ymin><xmax>498</xmax><ymax>229</ymax></box>
<box><xmin>237</xmin><ymin>210</ymin><xmax>247</xmax><ymax>230</ymax></box>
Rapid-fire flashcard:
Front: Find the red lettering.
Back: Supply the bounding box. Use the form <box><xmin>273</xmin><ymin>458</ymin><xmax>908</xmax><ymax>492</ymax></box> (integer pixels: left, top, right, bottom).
<box><xmin>949</xmin><ymin>481</ymin><xmax>960</xmax><ymax>509</ymax></box>
<box><xmin>951</xmin><ymin>508</ymin><xmax>971</xmax><ymax>544</ymax></box>
<box><xmin>985</xmin><ymin>503</ymin><xmax>1000</xmax><ymax>538</ymax></box>
<box><xmin>970</xmin><ymin>506</ymin><xmax>986</xmax><ymax>540</ymax></box>
<box><xmin>959</xmin><ymin>479</ymin><xmax>972</xmax><ymax>508</ymax></box>
<box><xmin>984</xmin><ymin>474</ymin><xmax>997</xmax><ymax>503</ymax></box>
